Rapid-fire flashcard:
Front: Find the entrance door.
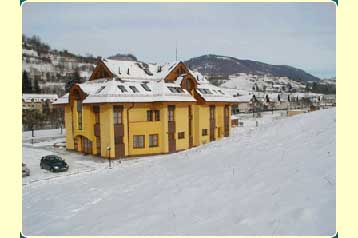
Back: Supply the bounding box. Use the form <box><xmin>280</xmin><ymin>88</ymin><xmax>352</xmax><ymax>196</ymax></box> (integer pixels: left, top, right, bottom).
<box><xmin>168</xmin><ymin>105</ymin><xmax>176</xmax><ymax>153</ymax></box>
<box><xmin>82</xmin><ymin>137</ymin><xmax>93</xmax><ymax>154</ymax></box>
<box><xmin>209</xmin><ymin>105</ymin><xmax>216</xmax><ymax>141</ymax></box>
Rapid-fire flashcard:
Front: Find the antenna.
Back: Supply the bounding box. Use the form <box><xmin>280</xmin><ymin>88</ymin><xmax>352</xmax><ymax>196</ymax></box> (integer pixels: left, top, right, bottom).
<box><xmin>175</xmin><ymin>42</ymin><xmax>178</xmax><ymax>61</ymax></box>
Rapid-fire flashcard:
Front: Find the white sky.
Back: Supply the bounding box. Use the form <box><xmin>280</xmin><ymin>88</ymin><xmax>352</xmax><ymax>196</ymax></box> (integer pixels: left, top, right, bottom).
<box><xmin>22</xmin><ymin>2</ymin><xmax>336</xmax><ymax>78</ymax></box>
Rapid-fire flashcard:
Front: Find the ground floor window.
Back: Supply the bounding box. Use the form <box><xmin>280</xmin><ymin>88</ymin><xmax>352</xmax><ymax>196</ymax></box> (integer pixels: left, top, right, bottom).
<box><xmin>178</xmin><ymin>132</ymin><xmax>185</xmax><ymax>139</ymax></box>
<box><xmin>202</xmin><ymin>129</ymin><xmax>208</xmax><ymax>136</ymax></box>
<box><xmin>133</xmin><ymin>135</ymin><xmax>145</xmax><ymax>148</ymax></box>
<box><xmin>149</xmin><ymin>134</ymin><xmax>159</xmax><ymax>147</ymax></box>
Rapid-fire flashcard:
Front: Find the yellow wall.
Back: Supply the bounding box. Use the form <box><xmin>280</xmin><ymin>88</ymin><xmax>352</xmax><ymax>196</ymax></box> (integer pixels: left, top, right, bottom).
<box><xmin>174</xmin><ymin>105</ymin><xmax>189</xmax><ymax>151</ymax></box>
<box><xmin>100</xmin><ymin>104</ymin><xmax>115</xmax><ymax>158</ymax></box>
<box><xmin>64</xmin><ymin>101</ymin><xmax>232</xmax><ymax>159</ymax></box>
<box><xmin>64</xmin><ymin>104</ymin><xmax>74</xmax><ymax>150</ymax></box>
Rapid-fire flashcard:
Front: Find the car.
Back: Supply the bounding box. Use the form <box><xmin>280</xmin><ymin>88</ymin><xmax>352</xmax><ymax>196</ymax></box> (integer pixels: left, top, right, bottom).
<box><xmin>40</xmin><ymin>155</ymin><xmax>69</xmax><ymax>172</ymax></box>
<box><xmin>22</xmin><ymin>163</ymin><xmax>30</xmax><ymax>177</ymax></box>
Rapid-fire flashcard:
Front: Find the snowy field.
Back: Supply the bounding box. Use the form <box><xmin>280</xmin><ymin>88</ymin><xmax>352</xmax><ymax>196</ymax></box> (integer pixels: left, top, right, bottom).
<box><xmin>22</xmin><ymin>108</ymin><xmax>336</xmax><ymax>236</ymax></box>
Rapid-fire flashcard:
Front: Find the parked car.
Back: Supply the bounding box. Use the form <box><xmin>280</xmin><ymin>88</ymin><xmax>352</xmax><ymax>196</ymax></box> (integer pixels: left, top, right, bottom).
<box><xmin>22</xmin><ymin>163</ymin><xmax>30</xmax><ymax>177</ymax></box>
<box><xmin>40</xmin><ymin>155</ymin><xmax>69</xmax><ymax>172</ymax></box>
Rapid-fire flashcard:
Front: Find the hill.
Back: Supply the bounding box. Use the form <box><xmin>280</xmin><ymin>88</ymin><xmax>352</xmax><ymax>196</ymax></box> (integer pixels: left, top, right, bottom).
<box><xmin>185</xmin><ymin>54</ymin><xmax>321</xmax><ymax>83</ymax></box>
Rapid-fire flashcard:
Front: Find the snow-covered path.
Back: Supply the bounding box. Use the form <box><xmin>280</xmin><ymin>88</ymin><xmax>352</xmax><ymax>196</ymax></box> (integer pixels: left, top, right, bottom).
<box><xmin>22</xmin><ymin>109</ymin><xmax>336</xmax><ymax>236</ymax></box>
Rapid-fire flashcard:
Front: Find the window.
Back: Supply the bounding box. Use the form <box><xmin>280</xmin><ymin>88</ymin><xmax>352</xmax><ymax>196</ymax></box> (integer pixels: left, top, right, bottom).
<box><xmin>210</xmin><ymin>106</ymin><xmax>215</xmax><ymax>120</ymax></box>
<box><xmin>202</xmin><ymin>129</ymin><xmax>208</xmax><ymax>136</ymax></box>
<box><xmin>198</xmin><ymin>88</ymin><xmax>213</xmax><ymax>94</ymax></box>
<box><xmin>96</xmin><ymin>86</ymin><xmax>105</xmax><ymax>94</ymax></box>
<box><xmin>147</xmin><ymin>110</ymin><xmax>153</xmax><ymax>121</ymax></box>
<box><xmin>178</xmin><ymin>132</ymin><xmax>185</xmax><ymax>139</ymax></box>
<box><xmin>117</xmin><ymin>85</ymin><xmax>127</xmax><ymax>93</ymax></box>
<box><xmin>93</xmin><ymin>106</ymin><xmax>100</xmax><ymax>123</ymax></box>
<box><xmin>141</xmin><ymin>83</ymin><xmax>151</xmax><ymax>92</ymax></box>
<box><xmin>149</xmin><ymin>134</ymin><xmax>159</xmax><ymax>147</ymax></box>
<box><xmin>133</xmin><ymin>135</ymin><xmax>145</xmax><ymax>148</ymax></box>
<box><xmin>113</xmin><ymin>106</ymin><xmax>122</xmax><ymax>124</ymax></box>
<box><xmin>147</xmin><ymin>110</ymin><xmax>160</xmax><ymax>121</ymax></box>
<box><xmin>168</xmin><ymin>106</ymin><xmax>175</xmax><ymax>121</ymax></box>
<box><xmin>167</xmin><ymin>86</ymin><xmax>184</xmax><ymax>93</ymax></box>
<box><xmin>154</xmin><ymin>110</ymin><xmax>160</xmax><ymax>121</ymax></box>
<box><xmin>78</xmin><ymin>111</ymin><xmax>82</xmax><ymax>130</ymax></box>
<box><xmin>129</xmin><ymin>85</ymin><xmax>139</xmax><ymax>93</ymax></box>
<box><xmin>77</xmin><ymin>101</ymin><xmax>82</xmax><ymax>130</ymax></box>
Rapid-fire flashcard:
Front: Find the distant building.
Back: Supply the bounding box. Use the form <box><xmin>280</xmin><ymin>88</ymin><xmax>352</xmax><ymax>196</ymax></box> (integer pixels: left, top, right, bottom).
<box><xmin>22</xmin><ymin>93</ymin><xmax>58</xmax><ymax>112</ymax></box>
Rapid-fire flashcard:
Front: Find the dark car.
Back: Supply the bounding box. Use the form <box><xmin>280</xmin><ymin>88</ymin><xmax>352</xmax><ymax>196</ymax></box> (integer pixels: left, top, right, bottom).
<box><xmin>40</xmin><ymin>155</ymin><xmax>69</xmax><ymax>172</ymax></box>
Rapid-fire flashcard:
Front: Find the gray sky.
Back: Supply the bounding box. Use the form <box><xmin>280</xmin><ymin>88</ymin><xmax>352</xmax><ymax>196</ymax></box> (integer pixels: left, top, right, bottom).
<box><xmin>22</xmin><ymin>2</ymin><xmax>336</xmax><ymax>78</ymax></box>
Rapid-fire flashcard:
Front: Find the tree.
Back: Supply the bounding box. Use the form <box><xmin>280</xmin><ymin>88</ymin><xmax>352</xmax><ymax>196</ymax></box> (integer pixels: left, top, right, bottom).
<box><xmin>22</xmin><ymin>70</ymin><xmax>32</xmax><ymax>93</ymax></box>
<box><xmin>33</xmin><ymin>79</ymin><xmax>41</xmax><ymax>93</ymax></box>
<box><xmin>22</xmin><ymin>110</ymin><xmax>45</xmax><ymax>137</ymax></box>
<box><xmin>65</xmin><ymin>69</ymin><xmax>82</xmax><ymax>92</ymax></box>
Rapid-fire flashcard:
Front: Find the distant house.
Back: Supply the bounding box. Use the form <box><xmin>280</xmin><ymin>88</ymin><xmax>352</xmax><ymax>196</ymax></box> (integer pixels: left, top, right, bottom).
<box><xmin>54</xmin><ymin>58</ymin><xmax>239</xmax><ymax>158</ymax></box>
<box><xmin>22</xmin><ymin>93</ymin><xmax>58</xmax><ymax>112</ymax></box>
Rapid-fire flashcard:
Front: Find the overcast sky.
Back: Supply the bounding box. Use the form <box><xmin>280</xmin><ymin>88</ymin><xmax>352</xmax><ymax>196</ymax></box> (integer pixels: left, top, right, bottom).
<box><xmin>22</xmin><ymin>2</ymin><xmax>336</xmax><ymax>78</ymax></box>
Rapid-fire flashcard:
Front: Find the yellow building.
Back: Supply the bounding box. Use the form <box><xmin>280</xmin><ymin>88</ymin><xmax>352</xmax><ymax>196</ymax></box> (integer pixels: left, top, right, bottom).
<box><xmin>54</xmin><ymin>58</ymin><xmax>238</xmax><ymax>159</ymax></box>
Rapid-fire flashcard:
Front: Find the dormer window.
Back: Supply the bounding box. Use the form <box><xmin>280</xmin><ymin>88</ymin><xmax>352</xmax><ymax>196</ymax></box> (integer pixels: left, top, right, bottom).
<box><xmin>141</xmin><ymin>83</ymin><xmax>151</xmax><ymax>92</ymax></box>
<box><xmin>129</xmin><ymin>85</ymin><xmax>139</xmax><ymax>93</ymax></box>
<box><xmin>117</xmin><ymin>85</ymin><xmax>128</xmax><ymax>93</ymax></box>
<box><xmin>96</xmin><ymin>86</ymin><xmax>105</xmax><ymax>94</ymax></box>
<box><xmin>167</xmin><ymin>86</ymin><xmax>184</xmax><ymax>93</ymax></box>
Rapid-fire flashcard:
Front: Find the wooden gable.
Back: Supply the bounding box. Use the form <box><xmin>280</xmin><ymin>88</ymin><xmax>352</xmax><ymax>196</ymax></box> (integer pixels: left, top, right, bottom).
<box><xmin>164</xmin><ymin>62</ymin><xmax>190</xmax><ymax>82</ymax></box>
<box><xmin>89</xmin><ymin>60</ymin><xmax>114</xmax><ymax>81</ymax></box>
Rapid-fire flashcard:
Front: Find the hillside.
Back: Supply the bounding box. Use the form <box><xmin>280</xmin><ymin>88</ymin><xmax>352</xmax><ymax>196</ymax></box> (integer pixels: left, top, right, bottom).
<box><xmin>185</xmin><ymin>54</ymin><xmax>321</xmax><ymax>83</ymax></box>
<box><xmin>22</xmin><ymin>35</ymin><xmax>97</xmax><ymax>95</ymax></box>
<box><xmin>23</xmin><ymin>109</ymin><xmax>335</xmax><ymax>235</ymax></box>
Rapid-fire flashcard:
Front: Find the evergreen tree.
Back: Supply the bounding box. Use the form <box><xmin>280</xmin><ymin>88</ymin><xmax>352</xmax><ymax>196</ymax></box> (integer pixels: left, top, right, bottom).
<box><xmin>33</xmin><ymin>79</ymin><xmax>41</xmax><ymax>93</ymax></box>
<box><xmin>22</xmin><ymin>70</ymin><xmax>32</xmax><ymax>93</ymax></box>
<box><xmin>65</xmin><ymin>69</ymin><xmax>82</xmax><ymax>92</ymax></box>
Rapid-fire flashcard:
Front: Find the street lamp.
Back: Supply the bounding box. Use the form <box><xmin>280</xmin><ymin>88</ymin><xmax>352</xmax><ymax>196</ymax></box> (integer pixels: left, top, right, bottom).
<box><xmin>106</xmin><ymin>146</ymin><xmax>111</xmax><ymax>169</ymax></box>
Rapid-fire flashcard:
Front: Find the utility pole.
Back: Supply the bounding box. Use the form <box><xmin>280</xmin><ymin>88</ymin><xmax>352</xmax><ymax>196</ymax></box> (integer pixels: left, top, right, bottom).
<box><xmin>175</xmin><ymin>42</ymin><xmax>178</xmax><ymax>61</ymax></box>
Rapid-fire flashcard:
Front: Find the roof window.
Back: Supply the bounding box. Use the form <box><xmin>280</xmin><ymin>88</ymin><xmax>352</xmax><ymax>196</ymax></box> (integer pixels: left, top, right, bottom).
<box><xmin>117</xmin><ymin>85</ymin><xmax>128</xmax><ymax>93</ymax></box>
<box><xmin>141</xmin><ymin>83</ymin><xmax>151</xmax><ymax>92</ymax></box>
<box><xmin>129</xmin><ymin>85</ymin><xmax>139</xmax><ymax>93</ymax></box>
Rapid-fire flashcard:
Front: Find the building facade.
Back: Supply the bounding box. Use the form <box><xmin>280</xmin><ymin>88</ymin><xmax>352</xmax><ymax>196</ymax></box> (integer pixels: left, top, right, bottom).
<box><xmin>54</xmin><ymin>59</ymin><xmax>237</xmax><ymax>159</ymax></box>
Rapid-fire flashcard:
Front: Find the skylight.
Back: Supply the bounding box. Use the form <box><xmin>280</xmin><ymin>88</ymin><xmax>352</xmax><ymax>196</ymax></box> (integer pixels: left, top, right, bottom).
<box><xmin>198</xmin><ymin>88</ymin><xmax>213</xmax><ymax>94</ymax></box>
<box><xmin>141</xmin><ymin>83</ymin><xmax>151</xmax><ymax>92</ymax></box>
<box><xmin>96</xmin><ymin>86</ymin><xmax>105</xmax><ymax>94</ymax></box>
<box><xmin>129</xmin><ymin>85</ymin><xmax>139</xmax><ymax>93</ymax></box>
<box><xmin>117</xmin><ymin>85</ymin><xmax>128</xmax><ymax>93</ymax></box>
<box><xmin>167</xmin><ymin>86</ymin><xmax>184</xmax><ymax>93</ymax></box>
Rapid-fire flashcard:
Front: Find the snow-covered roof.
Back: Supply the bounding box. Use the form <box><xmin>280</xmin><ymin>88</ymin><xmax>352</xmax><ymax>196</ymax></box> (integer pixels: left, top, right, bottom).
<box><xmin>196</xmin><ymin>84</ymin><xmax>241</xmax><ymax>102</ymax></box>
<box><xmin>77</xmin><ymin>79</ymin><xmax>195</xmax><ymax>104</ymax></box>
<box><xmin>23</xmin><ymin>93</ymin><xmax>58</xmax><ymax>103</ymax></box>
<box><xmin>52</xmin><ymin>93</ymin><xmax>69</xmax><ymax>105</ymax></box>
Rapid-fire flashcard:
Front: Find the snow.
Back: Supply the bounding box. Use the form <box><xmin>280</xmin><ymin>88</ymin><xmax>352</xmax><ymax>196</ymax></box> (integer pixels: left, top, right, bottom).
<box><xmin>23</xmin><ymin>108</ymin><xmax>335</xmax><ymax>236</ymax></box>
<box><xmin>22</xmin><ymin>93</ymin><xmax>58</xmax><ymax>103</ymax></box>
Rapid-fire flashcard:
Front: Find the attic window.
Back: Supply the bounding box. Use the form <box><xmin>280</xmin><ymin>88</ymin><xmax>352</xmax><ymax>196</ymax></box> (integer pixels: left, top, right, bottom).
<box><xmin>117</xmin><ymin>85</ymin><xmax>128</xmax><ymax>93</ymax></box>
<box><xmin>198</xmin><ymin>88</ymin><xmax>213</xmax><ymax>94</ymax></box>
<box><xmin>96</xmin><ymin>86</ymin><xmax>105</xmax><ymax>94</ymax></box>
<box><xmin>129</xmin><ymin>85</ymin><xmax>139</xmax><ymax>93</ymax></box>
<box><xmin>167</xmin><ymin>86</ymin><xmax>184</xmax><ymax>93</ymax></box>
<box><xmin>141</xmin><ymin>83</ymin><xmax>151</xmax><ymax>92</ymax></box>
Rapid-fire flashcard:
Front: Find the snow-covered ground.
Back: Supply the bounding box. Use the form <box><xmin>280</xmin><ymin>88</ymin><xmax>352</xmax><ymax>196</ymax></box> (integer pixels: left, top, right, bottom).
<box><xmin>22</xmin><ymin>109</ymin><xmax>336</xmax><ymax>236</ymax></box>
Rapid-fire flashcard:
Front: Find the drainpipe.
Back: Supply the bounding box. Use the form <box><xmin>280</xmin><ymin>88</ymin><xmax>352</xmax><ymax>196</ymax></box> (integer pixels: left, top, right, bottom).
<box><xmin>127</xmin><ymin>102</ymin><xmax>135</xmax><ymax>154</ymax></box>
